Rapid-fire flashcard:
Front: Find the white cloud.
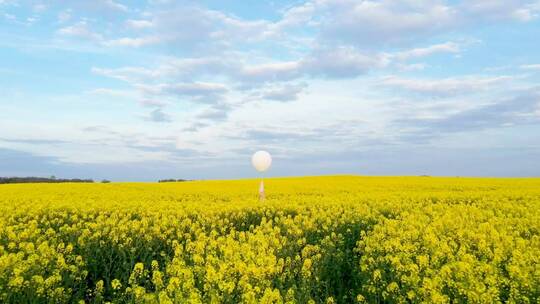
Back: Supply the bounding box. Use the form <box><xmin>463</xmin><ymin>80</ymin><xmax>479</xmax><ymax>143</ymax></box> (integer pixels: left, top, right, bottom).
<box><xmin>125</xmin><ymin>19</ymin><xmax>153</xmax><ymax>29</ymax></box>
<box><xmin>87</xmin><ymin>88</ymin><xmax>136</xmax><ymax>99</ymax></box>
<box><xmin>279</xmin><ymin>0</ymin><xmax>539</xmax><ymax>47</ymax></box>
<box><xmin>93</xmin><ymin>48</ymin><xmax>388</xmax><ymax>88</ymax></box>
<box><xmin>93</xmin><ymin>57</ymin><xmax>235</xmax><ymax>82</ymax></box>
<box><xmin>26</xmin><ymin>17</ymin><xmax>38</xmax><ymax>25</ymax></box>
<box><xmin>462</xmin><ymin>1</ymin><xmax>540</xmax><ymax>22</ymax></box>
<box><xmin>265</xmin><ymin>1</ymin><xmax>317</xmax><ymax>35</ymax></box>
<box><xmin>161</xmin><ymin>82</ymin><xmax>228</xmax><ymax>96</ymax></box>
<box><xmin>103</xmin><ymin>6</ymin><xmax>271</xmax><ymax>49</ymax></box>
<box><xmin>139</xmin><ymin>99</ymin><xmax>167</xmax><ymax>108</ymax></box>
<box><xmin>224</xmin><ymin>48</ymin><xmax>388</xmax><ymax>84</ymax></box>
<box><xmin>33</xmin><ymin>3</ymin><xmax>47</xmax><ymax>12</ymax></box>
<box><xmin>239</xmin><ymin>61</ymin><xmax>301</xmax><ymax>83</ymax></box>
<box><xmin>57</xmin><ymin>10</ymin><xmax>71</xmax><ymax>23</ymax></box>
<box><xmin>91</xmin><ymin>67</ymin><xmax>155</xmax><ymax>82</ymax></box>
<box><xmin>101</xmin><ymin>0</ymin><xmax>128</xmax><ymax>12</ymax></box>
<box><xmin>256</xmin><ymin>84</ymin><xmax>307</xmax><ymax>102</ymax></box>
<box><xmin>210</xmin><ymin>11</ymin><xmax>269</xmax><ymax>41</ymax></box>
<box><xmin>395</xmin><ymin>63</ymin><xmax>427</xmax><ymax>71</ymax></box>
<box><xmin>58</xmin><ymin>21</ymin><xmax>103</xmax><ymax>41</ymax></box>
<box><xmin>393</xmin><ymin>42</ymin><xmax>460</xmax><ymax>61</ymax></box>
<box><xmin>379</xmin><ymin>75</ymin><xmax>514</xmax><ymax>97</ymax></box>
<box><xmin>302</xmin><ymin>47</ymin><xmax>389</xmax><ymax>78</ymax></box>
<box><xmin>520</xmin><ymin>64</ymin><xmax>540</xmax><ymax>70</ymax></box>
<box><xmin>104</xmin><ymin>36</ymin><xmax>162</xmax><ymax>47</ymax></box>
<box><xmin>136</xmin><ymin>82</ymin><xmax>228</xmax><ymax>104</ymax></box>
<box><xmin>313</xmin><ymin>0</ymin><xmax>457</xmax><ymax>46</ymax></box>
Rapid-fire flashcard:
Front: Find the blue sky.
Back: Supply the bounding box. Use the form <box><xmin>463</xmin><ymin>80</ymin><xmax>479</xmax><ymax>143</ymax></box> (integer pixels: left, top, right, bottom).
<box><xmin>1</xmin><ymin>0</ymin><xmax>540</xmax><ymax>181</ymax></box>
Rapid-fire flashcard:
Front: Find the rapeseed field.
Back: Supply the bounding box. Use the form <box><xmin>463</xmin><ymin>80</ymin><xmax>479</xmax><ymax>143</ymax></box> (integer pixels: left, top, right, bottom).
<box><xmin>0</xmin><ymin>176</ymin><xmax>539</xmax><ymax>303</ymax></box>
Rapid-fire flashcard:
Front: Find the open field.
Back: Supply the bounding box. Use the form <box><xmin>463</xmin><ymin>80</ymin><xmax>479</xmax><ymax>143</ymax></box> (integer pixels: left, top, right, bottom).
<box><xmin>0</xmin><ymin>176</ymin><xmax>539</xmax><ymax>303</ymax></box>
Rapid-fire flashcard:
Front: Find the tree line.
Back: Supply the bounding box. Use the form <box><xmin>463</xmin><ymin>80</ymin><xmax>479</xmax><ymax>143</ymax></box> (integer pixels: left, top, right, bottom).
<box><xmin>0</xmin><ymin>176</ymin><xmax>95</xmax><ymax>184</ymax></box>
<box><xmin>0</xmin><ymin>177</ymin><xmax>189</xmax><ymax>184</ymax></box>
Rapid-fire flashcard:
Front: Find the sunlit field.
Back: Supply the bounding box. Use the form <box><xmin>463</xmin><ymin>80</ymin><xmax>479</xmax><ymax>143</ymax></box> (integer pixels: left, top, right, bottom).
<box><xmin>0</xmin><ymin>176</ymin><xmax>539</xmax><ymax>303</ymax></box>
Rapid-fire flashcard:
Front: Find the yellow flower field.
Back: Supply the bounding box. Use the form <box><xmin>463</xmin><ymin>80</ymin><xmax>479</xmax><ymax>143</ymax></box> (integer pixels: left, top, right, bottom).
<box><xmin>0</xmin><ymin>176</ymin><xmax>539</xmax><ymax>303</ymax></box>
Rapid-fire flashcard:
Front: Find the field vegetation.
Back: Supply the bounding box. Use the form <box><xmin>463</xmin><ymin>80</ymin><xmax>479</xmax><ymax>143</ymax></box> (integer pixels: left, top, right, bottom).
<box><xmin>0</xmin><ymin>176</ymin><xmax>539</xmax><ymax>303</ymax></box>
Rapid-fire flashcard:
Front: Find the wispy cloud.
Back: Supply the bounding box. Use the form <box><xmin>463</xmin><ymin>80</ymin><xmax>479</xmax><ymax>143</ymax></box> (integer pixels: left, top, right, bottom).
<box><xmin>520</xmin><ymin>64</ymin><xmax>540</xmax><ymax>70</ymax></box>
<box><xmin>125</xmin><ymin>19</ymin><xmax>153</xmax><ymax>29</ymax></box>
<box><xmin>379</xmin><ymin>75</ymin><xmax>515</xmax><ymax>97</ymax></box>
<box><xmin>393</xmin><ymin>42</ymin><xmax>460</xmax><ymax>61</ymax></box>
<box><xmin>57</xmin><ymin>21</ymin><xmax>103</xmax><ymax>41</ymax></box>
<box><xmin>392</xmin><ymin>87</ymin><xmax>540</xmax><ymax>142</ymax></box>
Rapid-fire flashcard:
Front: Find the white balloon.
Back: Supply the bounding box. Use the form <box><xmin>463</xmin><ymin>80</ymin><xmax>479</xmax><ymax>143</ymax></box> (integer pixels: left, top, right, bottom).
<box><xmin>252</xmin><ymin>151</ymin><xmax>272</xmax><ymax>172</ymax></box>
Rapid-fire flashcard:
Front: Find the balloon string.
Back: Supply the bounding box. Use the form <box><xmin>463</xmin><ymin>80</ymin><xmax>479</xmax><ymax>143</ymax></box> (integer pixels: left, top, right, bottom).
<box><xmin>259</xmin><ymin>179</ymin><xmax>265</xmax><ymax>201</ymax></box>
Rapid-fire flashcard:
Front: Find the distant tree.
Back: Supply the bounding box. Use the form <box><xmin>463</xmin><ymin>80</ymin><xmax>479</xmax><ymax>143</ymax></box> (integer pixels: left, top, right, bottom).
<box><xmin>101</xmin><ymin>180</ymin><xmax>111</xmax><ymax>183</ymax></box>
<box><xmin>158</xmin><ymin>179</ymin><xmax>188</xmax><ymax>183</ymax></box>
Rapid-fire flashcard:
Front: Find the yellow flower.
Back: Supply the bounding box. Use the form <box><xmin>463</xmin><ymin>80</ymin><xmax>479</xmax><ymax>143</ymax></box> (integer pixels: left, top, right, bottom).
<box><xmin>111</xmin><ymin>279</ymin><xmax>122</xmax><ymax>291</ymax></box>
<box><xmin>0</xmin><ymin>176</ymin><xmax>538</xmax><ymax>303</ymax></box>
